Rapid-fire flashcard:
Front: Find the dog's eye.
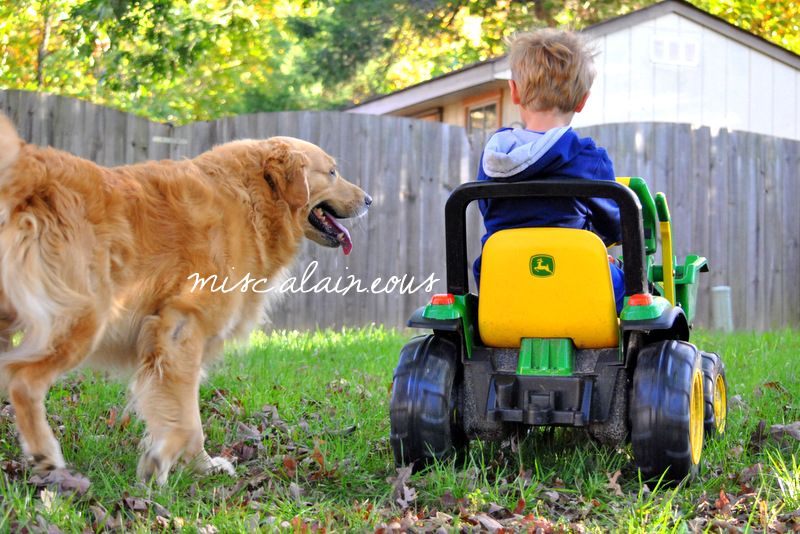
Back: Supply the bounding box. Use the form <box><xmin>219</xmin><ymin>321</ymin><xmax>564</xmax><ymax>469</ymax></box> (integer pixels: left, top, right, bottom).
<box><xmin>329</xmin><ymin>168</ymin><xmax>336</xmax><ymax>178</ymax></box>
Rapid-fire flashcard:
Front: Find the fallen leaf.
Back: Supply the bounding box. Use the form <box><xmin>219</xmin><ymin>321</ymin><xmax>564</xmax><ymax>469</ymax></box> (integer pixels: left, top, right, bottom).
<box><xmin>34</xmin><ymin>514</ymin><xmax>64</xmax><ymax>534</ymax></box>
<box><xmin>311</xmin><ymin>447</ymin><xmax>325</xmax><ymax>470</ymax></box>
<box><xmin>106</xmin><ymin>407</ymin><xmax>118</xmax><ymax>428</ymax></box>
<box><xmin>758</xmin><ymin>381</ymin><xmax>792</xmax><ymax>398</ymax></box>
<box><xmin>261</xmin><ymin>404</ymin><xmax>289</xmax><ymax>432</ymax></box>
<box><xmin>89</xmin><ymin>505</ymin><xmax>107</xmax><ymax>526</ymax></box>
<box><xmin>388</xmin><ymin>465</ymin><xmax>416</xmax><ymax>510</ymax></box>
<box><xmin>710</xmin><ymin>518</ymin><xmax>741</xmax><ymax>533</ymax></box>
<box><xmin>122</xmin><ymin>496</ymin><xmax>148</xmax><ymax>512</ymax></box>
<box><xmin>522</xmin><ymin>515</ymin><xmax>554</xmax><ymax>532</ymax></box>
<box><xmin>396</xmin><ymin>484</ymin><xmax>417</xmax><ymax>510</ymax></box>
<box><xmin>487</xmin><ymin>502</ymin><xmax>512</xmax><ymax>520</ymax></box>
<box><xmin>474</xmin><ymin>513</ymin><xmax>503</xmax><ymax>532</ymax></box>
<box><xmin>326</xmin><ymin>424</ymin><xmax>358</xmax><ymax>436</ymax></box>
<box><xmin>687</xmin><ymin>517</ymin><xmax>708</xmax><ymax>533</ymax></box>
<box><xmin>440</xmin><ymin>490</ymin><xmax>457</xmax><ymax>509</ymax></box>
<box><xmin>39</xmin><ymin>488</ymin><xmax>57</xmax><ymax>513</ymax></box>
<box><xmin>90</xmin><ymin>504</ymin><xmax>123</xmax><ymax>530</ymax></box>
<box><xmin>769</xmin><ymin>422</ymin><xmax>800</xmax><ymax>445</ymax></box>
<box><xmin>729</xmin><ymin>394</ymin><xmax>747</xmax><ymax>410</ymax></box>
<box><xmin>759</xmin><ymin>498</ymin><xmax>769</xmax><ymax>530</ymax></box>
<box><xmin>737</xmin><ymin>463</ymin><xmax>763</xmax><ymax>485</ymax></box>
<box><xmin>29</xmin><ymin>468</ymin><xmax>91</xmax><ymax>497</ymax></box>
<box><xmin>1</xmin><ymin>460</ymin><xmax>24</xmax><ymax>480</ymax></box>
<box><xmin>749</xmin><ymin>419</ymin><xmax>768</xmax><ymax>451</ymax></box>
<box><xmin>237</xmin><ymin>421</ymin><xmax>261</xmax><ymax>440</ymax></box>
<box><xmin>607</xmin><ymin>470</ymin><xmax>624</xmax><ymax>497</ymax></box>
<box><xmin>0</xmin><ymin>402</ymin><xmax>14</xmax><ymax>418</ymax></box>
<box><xmin>118</xmin><ymin>412</ymin><xmax>131</xmax><ymax>429</ymax></box>
<box><xmin>513</xmin><ymin>498</ymin><xmax>525</xmax><ymax>515</ymax></box>
<box><xmin>288</xmin><ymin>482</ymin><xmax>303</xmax><ymax>503</ymax></box>
<box><xmin>542</xmin><ymin>490</ymin><xmax>560</xmax><ymax>503</ymax></box>
<box><xmin>714</xmin><ymin>489</ymin><xmax>732</xmax><ymax>517</ymax></box>
<box><xmin>231</xmin><ymin>442</ymin><xmax>257</xmax><ymax>462</ymax></box>
<box><xmin>283</xmin><ymin>455</ymin><xmax>297</xmax><ymax>478</ymax></box>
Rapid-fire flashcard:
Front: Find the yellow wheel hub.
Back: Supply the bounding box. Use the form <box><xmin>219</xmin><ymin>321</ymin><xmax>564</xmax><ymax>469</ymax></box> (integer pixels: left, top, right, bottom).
<box><xmin>713</xmin><ymin>374</ymin><xmax>727</xmax><ymax>434</ymax></box>
<box><xmin>689</xmin><ymin>369</ymin><xmax>704</xmax><ymax>465</ymax></box>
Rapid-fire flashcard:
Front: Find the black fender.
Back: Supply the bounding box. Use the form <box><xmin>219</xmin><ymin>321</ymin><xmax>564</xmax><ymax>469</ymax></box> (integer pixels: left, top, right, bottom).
<box><xmin>407</xmin><ymin>306</ymin><xmax>461</xmax><ymax>332</ymax></box>
<box><xmin>621</xmin><ymin>305</ymin><xmax>689</xmax><ymax>342</ymax></box>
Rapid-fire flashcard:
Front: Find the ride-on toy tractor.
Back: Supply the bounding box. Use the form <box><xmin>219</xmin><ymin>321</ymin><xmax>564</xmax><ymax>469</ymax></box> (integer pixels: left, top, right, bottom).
<box><xmin>389</xmin><ymin>178</ymin><xmax>728</xmax><ymax>482</ymax></box>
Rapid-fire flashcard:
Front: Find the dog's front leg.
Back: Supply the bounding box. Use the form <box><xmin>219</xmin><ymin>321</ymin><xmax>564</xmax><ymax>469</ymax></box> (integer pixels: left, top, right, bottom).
<box><xmin>131</xmin><ymin>309</ymin><xmax>234</xmax><ymax>484</ymax></box>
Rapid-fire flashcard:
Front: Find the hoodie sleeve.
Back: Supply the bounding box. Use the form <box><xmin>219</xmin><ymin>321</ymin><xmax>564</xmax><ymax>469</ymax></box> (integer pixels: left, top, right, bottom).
<box><xmin>582</xmin><ymin>149</ymin><xmax>623</xmax><ymax>245</ymax></box>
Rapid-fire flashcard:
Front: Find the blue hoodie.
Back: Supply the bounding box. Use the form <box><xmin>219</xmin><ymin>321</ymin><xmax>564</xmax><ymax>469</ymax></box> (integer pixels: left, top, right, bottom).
<box><xmin>474</xmin><ymin>126</ymin><xmax>625</xmax><ymax>311</ymax></box>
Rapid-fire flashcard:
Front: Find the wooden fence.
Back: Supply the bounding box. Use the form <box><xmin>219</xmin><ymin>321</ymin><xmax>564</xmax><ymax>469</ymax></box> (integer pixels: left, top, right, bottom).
<box><xmin>1</xmin><ymin>90</ymin><xmax>798</xmax><ymax>330</ymax></box>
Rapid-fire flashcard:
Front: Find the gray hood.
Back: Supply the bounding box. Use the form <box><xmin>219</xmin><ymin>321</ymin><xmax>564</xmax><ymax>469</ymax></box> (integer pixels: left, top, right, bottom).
<box><xmin>482</xmin><ymin>126</ymin><xmax>571</xmax><ymax>179</ymax></box>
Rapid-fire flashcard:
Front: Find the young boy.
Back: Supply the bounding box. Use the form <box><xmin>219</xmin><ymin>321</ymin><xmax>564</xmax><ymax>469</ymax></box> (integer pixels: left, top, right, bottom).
<box><xmin>473</xmin><ymin>28</ymin><xmax>624</xmax><ymax>312</ymax></box>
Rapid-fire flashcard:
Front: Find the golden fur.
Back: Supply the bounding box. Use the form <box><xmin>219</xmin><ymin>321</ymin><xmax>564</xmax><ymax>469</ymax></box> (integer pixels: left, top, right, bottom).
<box><xmin>0</xmin><ymin>114</ymin><xmax>369</xmax><ymax>483</ymax></box>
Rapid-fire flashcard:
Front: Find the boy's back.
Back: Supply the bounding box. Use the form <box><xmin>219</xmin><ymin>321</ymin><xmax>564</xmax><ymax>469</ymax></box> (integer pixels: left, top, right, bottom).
<box><xmin>474</xmin><ymin>29</ymin><xmax>624</xmax><ymax>311</ymax></box>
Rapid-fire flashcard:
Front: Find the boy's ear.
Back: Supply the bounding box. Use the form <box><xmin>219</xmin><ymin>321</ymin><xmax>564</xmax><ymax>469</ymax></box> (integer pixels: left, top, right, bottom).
<box><xmin>575</xmin><ymin>92</ymin><xmax>591</xmax><ymax>113</ymax></box>
<box><xmin>508</xmin><ymin>79</ymin><xmax>521</xmax><ymax>105</ymax></box>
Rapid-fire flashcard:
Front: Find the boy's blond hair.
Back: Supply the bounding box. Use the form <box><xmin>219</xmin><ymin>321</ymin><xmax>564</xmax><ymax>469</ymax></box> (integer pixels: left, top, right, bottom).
<box><xmin>509</xmin><ymin>29</ymin><xmax>596</xmax><ymax>113</ymax></box>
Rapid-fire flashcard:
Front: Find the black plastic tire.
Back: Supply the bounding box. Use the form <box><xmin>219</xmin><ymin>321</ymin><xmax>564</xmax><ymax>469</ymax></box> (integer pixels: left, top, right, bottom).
<box><xmin>630</xmin><ymin>340</ymin><xmax>704</xmax><ymax>482</ymax></box>
<box><xmin>389</xmin><ymin>334</ymin><xmax>467</xmax><ymax>467</ymax></box>
<box><xmin>701</xmin><ymin>352</ymin><xmax>727</xmax><ymax>438</ymax></box>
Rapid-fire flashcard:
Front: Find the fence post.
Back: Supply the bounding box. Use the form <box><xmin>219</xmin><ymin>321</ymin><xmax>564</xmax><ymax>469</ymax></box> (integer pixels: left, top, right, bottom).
<box><xmin>711</xmin><ymin>285</ymin><xmax>734</xmax><ymax>332</ymax></box>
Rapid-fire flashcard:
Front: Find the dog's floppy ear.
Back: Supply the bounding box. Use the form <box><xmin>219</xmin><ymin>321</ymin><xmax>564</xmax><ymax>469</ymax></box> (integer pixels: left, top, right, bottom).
<box><xmin>263</xmin><ymin>140</ymin><xmax>310</xmax><ymax>209</ymax></box>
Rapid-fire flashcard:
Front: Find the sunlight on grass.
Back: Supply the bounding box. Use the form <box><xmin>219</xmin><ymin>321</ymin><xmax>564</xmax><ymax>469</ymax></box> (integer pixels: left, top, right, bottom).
<box><xmin>767</xmin><ymin>450</ymin><xmax>800</xmax><ymax>511</ymax></box>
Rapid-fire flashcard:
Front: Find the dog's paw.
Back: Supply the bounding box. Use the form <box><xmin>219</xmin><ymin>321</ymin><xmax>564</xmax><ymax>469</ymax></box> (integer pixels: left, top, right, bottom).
<box><xmin>190</xmin><ymin>451</ymin><xmax>236</xmax><ymax>477</ymax></box>
<box><xmin>205</xmin><ymin>456</ymin><xmax>236</xmax><ymax>477</ymax></box>
<box><xmin>30</xmin><ymin>453</ymin><xmax>65</xmax><ymax>475</ymax></box>
<box><xmin>137</xmin><ymin>450</ymin><xmax>170</xmax><ymax>485</ymax></box>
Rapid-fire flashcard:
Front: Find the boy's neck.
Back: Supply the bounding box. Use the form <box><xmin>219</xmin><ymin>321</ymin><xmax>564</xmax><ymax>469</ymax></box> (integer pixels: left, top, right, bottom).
<box><xmin>520</xmin><ymin>106</ymin><xmax>575</xmax><ymax>132</ymax></box>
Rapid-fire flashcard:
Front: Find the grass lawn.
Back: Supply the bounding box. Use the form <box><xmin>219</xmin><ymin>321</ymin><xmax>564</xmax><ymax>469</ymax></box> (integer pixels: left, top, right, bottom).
<box><xmin>0</xmin><ymin>327</ymin><xmax>799</xmax><ymax>532</ymax></box>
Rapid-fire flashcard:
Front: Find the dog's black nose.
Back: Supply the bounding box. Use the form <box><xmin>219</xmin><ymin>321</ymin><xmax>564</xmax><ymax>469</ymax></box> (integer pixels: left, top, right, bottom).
<box><xmin>364</xmin><ymin>194</ymin><xmax>373</xmax><ymax>206</ymax></box>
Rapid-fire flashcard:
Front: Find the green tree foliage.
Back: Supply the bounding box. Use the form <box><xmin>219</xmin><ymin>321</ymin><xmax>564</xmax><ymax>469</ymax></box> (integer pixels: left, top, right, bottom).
<box><xmin>0</xmin><ymin>0</ymin><xmax>796</xmax><ymax>123</ymax></box>
<box><xmin>693</xmin><ymin>0</ymin><xmax>799</xmax><ymax>55</ymax></box>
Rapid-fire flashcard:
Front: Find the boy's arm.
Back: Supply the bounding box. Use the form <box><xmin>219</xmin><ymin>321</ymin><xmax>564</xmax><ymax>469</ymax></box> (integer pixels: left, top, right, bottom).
<box><xmin>583</xmin><ymin>150</ymin><xmax>623</xmax><ymax>246</ymax></box>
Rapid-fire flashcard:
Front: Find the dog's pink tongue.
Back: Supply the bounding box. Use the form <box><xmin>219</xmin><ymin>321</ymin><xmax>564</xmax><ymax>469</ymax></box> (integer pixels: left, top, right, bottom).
<box><xmin>323</xmin><ymin>212</ymin><xmax>353</xmax><ymax>255</ymax></box>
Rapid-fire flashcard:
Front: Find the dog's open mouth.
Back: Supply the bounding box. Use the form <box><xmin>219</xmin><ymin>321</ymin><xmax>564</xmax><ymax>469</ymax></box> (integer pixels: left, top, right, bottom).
<box><xmin>308</xmin><ymin>203</ymin><xmax>353</xmax><ymax>255</ymax></box>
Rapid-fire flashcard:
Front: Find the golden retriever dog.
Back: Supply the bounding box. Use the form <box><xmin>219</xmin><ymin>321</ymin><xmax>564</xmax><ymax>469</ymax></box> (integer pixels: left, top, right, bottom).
<box><xmin>0</xmin><ymin>114</ymin><xmax>370</xmax><ymax>484</ymax></box>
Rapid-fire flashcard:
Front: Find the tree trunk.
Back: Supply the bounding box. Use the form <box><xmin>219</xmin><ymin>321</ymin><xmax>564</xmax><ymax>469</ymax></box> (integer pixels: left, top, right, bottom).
<box><xmin>36</xmin><ymin>3</ymin><xmax>52</xmax><ymax>88</ymax></box>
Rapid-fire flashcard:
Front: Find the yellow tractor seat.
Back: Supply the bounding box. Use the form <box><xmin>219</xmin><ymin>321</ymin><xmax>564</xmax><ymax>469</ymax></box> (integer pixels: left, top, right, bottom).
<box><xmin>478</xmin><ymin>227</ymin><xmax>619</xmax><ymax>349</ymax></box>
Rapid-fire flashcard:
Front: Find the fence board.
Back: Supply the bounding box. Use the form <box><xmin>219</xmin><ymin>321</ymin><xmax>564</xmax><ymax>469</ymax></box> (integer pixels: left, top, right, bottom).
<box><xmin>691</xmin><ymin>126</ymin><xmax>711</xmax><ymax>325</ymax></box>
<box><xmin>763</xmin><ymin>137</ymin><xmax>781</xmax><ymax>327</ymax></box>
<box><xmin>782</xmin><ymin>139</ymin><xmax>800</xmax><ymax>327</ymax></box>
<box><xmin>2</xmin><ymin>90</ymin><xmax>799</xmax><ymax>331</ymax></box>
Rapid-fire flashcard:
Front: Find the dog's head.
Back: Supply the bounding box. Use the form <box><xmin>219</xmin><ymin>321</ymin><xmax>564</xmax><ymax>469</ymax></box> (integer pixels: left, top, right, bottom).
<box><xmin>272</xmin><ymin>137</ymin><xmax>371</xmax><ymax>255</ymax></box>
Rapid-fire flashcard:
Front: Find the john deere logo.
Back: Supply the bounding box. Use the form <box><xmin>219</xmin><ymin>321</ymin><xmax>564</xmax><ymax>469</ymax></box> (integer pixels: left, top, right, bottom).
<box><xmin>530</xmin><ymin>254</ymin><xmax>555</xmax><ymax>277</ymax></box>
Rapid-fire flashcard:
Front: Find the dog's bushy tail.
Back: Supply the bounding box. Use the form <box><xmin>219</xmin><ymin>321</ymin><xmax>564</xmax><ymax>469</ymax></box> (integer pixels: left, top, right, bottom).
<box><xmin>0</xmin><ymin>114</ymin><xmax>20</xmax><ymax>183</ymax></box>
<box><xmin>0</xmin><ymin>114</ymin><xmax>96</xmax><ymax>369</ymax></box>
